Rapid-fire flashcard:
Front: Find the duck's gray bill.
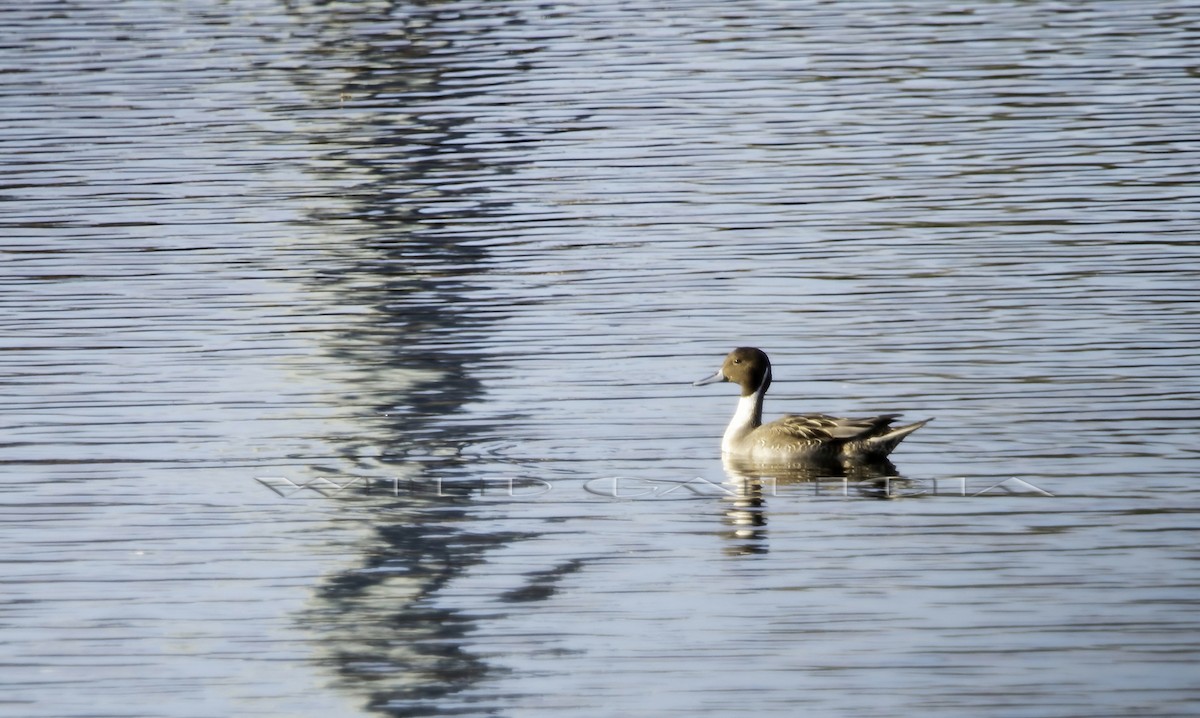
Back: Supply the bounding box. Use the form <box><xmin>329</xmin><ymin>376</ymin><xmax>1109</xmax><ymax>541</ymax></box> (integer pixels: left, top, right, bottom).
<box><xmin>693</xmin><ymin>370</ymin><xmax>725</xmax><ymax>386</ymax></box>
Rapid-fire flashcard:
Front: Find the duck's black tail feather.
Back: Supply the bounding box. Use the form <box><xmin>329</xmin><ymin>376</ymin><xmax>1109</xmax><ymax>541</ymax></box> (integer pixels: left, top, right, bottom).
<box><xmin>860</xmin><ymin>417</ymin><xmax>933</xmax><ymax>457</ymax></box>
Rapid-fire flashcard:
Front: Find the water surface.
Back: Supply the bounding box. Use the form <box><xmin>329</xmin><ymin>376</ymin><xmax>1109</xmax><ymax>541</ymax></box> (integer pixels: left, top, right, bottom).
<box><xmin>2</xmin><ymin>1</ymin><xmax>1199</xmax><ymax>716</ymax></box>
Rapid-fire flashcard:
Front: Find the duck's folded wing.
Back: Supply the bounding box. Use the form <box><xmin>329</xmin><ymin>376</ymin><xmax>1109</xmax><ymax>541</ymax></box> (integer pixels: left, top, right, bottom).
<box><xmin>774</xmin><ymin>413</ymin><xmax>901</xmax><ymax>442</ymax></box>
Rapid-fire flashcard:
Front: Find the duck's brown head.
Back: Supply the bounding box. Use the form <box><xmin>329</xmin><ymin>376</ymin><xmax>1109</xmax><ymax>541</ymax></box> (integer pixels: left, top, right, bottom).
<box><xmin>694</xmin><ymin>347</ymin><xmax>772</xmax><ymax>397</ymax></box>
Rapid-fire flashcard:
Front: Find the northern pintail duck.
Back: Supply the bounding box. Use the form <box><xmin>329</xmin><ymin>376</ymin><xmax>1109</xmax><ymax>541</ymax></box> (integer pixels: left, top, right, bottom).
<box><xmin>695</xmin><ymin>347</ymin><xmax>931</xmax><ymax>461</ymax></box>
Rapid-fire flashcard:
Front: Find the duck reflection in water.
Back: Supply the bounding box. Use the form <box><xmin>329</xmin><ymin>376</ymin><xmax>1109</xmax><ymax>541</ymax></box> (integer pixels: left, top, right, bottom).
<box><xmin>718</xmin><ymin>454</ymin><xmax>916</xmax><ymax>556</ymax></box>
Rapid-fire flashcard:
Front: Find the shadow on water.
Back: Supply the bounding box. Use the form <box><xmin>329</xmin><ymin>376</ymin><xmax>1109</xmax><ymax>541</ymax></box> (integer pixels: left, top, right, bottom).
<box><xmin>277</xmin><ymin>2</ymin><xmax>542</xmax><ymax>715</ymax></box>
<box><xmin>718</xmin><ymin>456</ymin><xmax>910</xmax><ymax>556</ymax></box>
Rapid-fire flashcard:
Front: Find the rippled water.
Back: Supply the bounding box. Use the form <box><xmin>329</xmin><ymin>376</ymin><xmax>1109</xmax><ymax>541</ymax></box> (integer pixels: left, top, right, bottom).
<box><xmin>3</xmin><ymin>0</ymin><xmax>1199</xmax><ymax>716</ymax></box>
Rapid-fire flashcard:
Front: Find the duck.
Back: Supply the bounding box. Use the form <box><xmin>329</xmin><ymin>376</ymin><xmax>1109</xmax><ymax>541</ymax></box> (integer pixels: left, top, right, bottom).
<box><xmin>694</xmin><ymin>347</ymin><xmax>931</xmax><ymax>461</ymax></box>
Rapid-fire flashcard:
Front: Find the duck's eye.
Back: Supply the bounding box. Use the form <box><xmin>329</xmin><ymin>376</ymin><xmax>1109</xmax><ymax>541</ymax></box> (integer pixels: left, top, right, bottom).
<box><xmin>732</xmin><ymin>358</ymin><xmax>741</xmax><ymax>364</ymax></box>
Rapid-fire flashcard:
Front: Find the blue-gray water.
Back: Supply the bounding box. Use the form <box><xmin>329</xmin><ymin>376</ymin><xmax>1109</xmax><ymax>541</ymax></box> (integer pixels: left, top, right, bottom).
<box><xmin>3</xmin><ymin>1</ymin><xmax>1199</xmax><ymax>716</ymax></box>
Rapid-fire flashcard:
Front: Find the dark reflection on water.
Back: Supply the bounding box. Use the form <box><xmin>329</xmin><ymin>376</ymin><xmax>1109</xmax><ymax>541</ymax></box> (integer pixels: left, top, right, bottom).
<box><xmin>311</xmin><ymin>514</ymin><xmax>529</xmax><ymax>714</ymax></box>
<box><xmin>276</xmin><ymin>3</ymin><xmax>538</xmax><ymax>714</ymax></box>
